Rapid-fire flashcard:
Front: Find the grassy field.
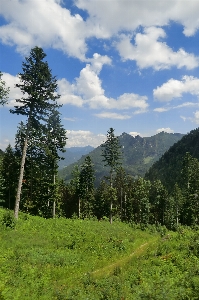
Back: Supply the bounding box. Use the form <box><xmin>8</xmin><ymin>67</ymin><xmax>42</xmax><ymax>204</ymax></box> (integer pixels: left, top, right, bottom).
<box><xmin>0</xmin><ymin>208</ymin><xmax>199</xmax><ymax>299</ymax></box>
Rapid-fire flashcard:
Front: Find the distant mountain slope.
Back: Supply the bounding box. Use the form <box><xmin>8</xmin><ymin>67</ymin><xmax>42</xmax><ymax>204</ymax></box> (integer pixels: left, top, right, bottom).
<box><xmin>145</xmin><ymin>128</ymin><xmax>199</xmax><ymax>191</ymax></box>
<box><xmin>59</xmin><ymin>131</ymin><xmax>184</xmax><ymax>185</ymax></box>
<box><xmin>58</xmin><ymin>146</ymin><xmax>94</xmax><ymax>169</ymax></box>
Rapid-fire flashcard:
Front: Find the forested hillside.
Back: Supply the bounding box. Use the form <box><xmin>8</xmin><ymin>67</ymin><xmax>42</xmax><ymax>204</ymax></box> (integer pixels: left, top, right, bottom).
<box><xmin>59</xmin><ymin>131</ymin><xmax>184</xmax><ymax>184</ymax></box>
<box><xmin>145</xmin><ymin>127</ymin><xmax>199</xmax><ymax>191</ymax></box>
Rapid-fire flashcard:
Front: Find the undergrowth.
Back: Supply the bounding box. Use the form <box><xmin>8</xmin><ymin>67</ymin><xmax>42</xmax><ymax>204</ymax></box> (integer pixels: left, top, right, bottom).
<box><xmin>0</xmin><ymin>208</ymin><xmax>198</xmax><ymax>299</ymax></box>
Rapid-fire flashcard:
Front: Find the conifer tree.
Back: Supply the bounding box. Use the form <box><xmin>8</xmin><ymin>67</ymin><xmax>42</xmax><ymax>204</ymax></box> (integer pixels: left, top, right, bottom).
<box><xmin>1</xmin><ymin>144</ymin><xmax>19</xmax><ymax>209</ymax></box>
<box><xmin>181</xmin><ymin>152</ymin><xmax>199</xmax><ymax>225</ymax></box>
<box><xmin>78</xmin><ymin>156</ymin><xmax>95</xmax><ymax>218</ymax></box>
<box><xmin>42</xmin><ymin>109</ymin><xmax>67</xmax><ymax>217</ymax></box>
<box><xmin>0</xmin><ymin>71</ymin><xmax>9</xmax><ymax>105</ymax></box>
<box><xmin>10</xmin><ymin>46</ymin><xmax>61</xmax><ymax>218</ymax></box>
<box><xmin>101</xmin><ymin>128</ymin><xmax>122</xmax><ymax>223</ymax></box>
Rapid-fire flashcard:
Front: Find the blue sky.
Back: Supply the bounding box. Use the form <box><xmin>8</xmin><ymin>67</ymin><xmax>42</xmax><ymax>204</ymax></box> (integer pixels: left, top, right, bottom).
<box><xmin>1</xmin><ymin>0</ymin><xmax>199</xmax><ymax>150</ymax></box>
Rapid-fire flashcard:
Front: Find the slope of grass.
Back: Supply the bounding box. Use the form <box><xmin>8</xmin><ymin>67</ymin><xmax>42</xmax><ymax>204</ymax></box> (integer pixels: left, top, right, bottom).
<box><xmin>0</xmin><ymin>209</ymin><xmax>199</xmax><ymax>299</ymax></box>
<box><xmin>0</xmin><ymin>209</ymin><xmax>156</xmax><ymax>299</ymax></box>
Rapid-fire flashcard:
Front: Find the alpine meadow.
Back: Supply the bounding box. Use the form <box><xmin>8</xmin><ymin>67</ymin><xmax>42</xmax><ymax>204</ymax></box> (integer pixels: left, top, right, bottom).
<box><xmin>1</xmin><ymin>1</ymin><xmax>199</xmax><ymax>298</ymax></box>
<box><xmin>0</xmin><ymin>49</ymin><xmax>199</xmax><ymax>298</ymax></box>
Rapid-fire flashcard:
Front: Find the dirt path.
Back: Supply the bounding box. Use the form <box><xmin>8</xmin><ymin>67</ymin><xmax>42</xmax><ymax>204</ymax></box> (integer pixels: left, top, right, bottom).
<box><xmin>91</xmin><ymin>241</ymin><xmax>152</xmax><ymax>278</ymax></box>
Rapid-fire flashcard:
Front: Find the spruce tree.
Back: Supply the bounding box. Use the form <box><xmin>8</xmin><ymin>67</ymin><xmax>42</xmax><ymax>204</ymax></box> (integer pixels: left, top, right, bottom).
<box><xmin>78</xmin><ymin>156</ymin><xmax>95</xmax><ymax>218</ymax></box>
<box><xmin>10</xmin><ymin>46</ymin><xmax>61</xmax><ymax>218</ymax></box>
<box><xmin>101</xmin><ymin>128</ymin><xmax>122</xmax><ymax>223</ymax></box>
<box><xmin>42</xmin><ymin>109</ymin><xmax>67</xmax><ymax>217</ymax></box>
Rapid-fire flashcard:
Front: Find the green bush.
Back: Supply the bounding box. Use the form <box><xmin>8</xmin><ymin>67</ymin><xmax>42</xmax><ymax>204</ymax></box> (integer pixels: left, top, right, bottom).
<box><xmin>1</xmin><ymin>210</ymin><xmax>16</xmax><ymax>229</ymax></box>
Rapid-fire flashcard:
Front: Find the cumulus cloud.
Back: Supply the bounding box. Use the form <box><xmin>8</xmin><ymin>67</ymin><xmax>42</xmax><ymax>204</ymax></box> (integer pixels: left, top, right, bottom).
<box><xmin>66</xmin><ymin>130</ymin><xmax>106</xmax><ymax>147</ymax></box>
<box><xmin>156</xmin><ymin>127</ymin><xmax>174</xmax><ymax>133</ymax></box>
<box><xmin>1</xmin><ymin>72</ymin><xmax>24</xmax><ymax>107</ymax></box>
<box><xmin>116</xmin><ymin>27</ymin><xmax>199</xmax><ymax>70</ymax></box>
<box><xmin>0</xmin><ymin>0</ymin><xmax>87</xmax><ymax>59</ymax></box>
<box><xmin>129</xmin><ymin>132</ymin><xmax>141</xmax><ymax>137</ymax></box>
<box><xmin>58</xmin><ymin>55</ymin><xmax>148</xmax><ymax>112</ymax></box>
<box><xmin>154</xmin><ymin>76</ymin><xmax>199</xmax><ymax>101</ymax></box>
<box><xmin>77</xmin><ymin>0</ymin><xmax>199</xmax><ymax>37</ymax></box>
<box><xmin>181</xmin><ymin>110</ymin><xmax>199</xmax><ymax>125</ymax></box>
<box><xmin>193</xmin><ymin>111</ymin><xmax>199</xmax><ymax>124</ymax></box>
<box><xmin>1</xmin><ymin>0</ymin><xmax>199</xmax><ymax>61</ymax></box>
<box><xmin>0</xmin><ymin>138</ymin><xmax>13</xmax><ymax>151</ymax></box>
<box><xmin>94</xmin><ymin>112</ymin><xmax>131</xmax><ymax>119</ymax></box>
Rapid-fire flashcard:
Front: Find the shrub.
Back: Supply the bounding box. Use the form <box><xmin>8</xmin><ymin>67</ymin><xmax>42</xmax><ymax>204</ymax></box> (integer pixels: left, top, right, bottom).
<box><xmin>1</xmin><ymin>210</ymin><xmax>16</xmax><ymax>229</ymax></box>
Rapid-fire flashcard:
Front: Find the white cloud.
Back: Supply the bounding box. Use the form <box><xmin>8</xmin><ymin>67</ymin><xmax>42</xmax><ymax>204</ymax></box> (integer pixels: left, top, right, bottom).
<box><xmin>129</xmin><ymin>132</ymin><xmax>141</xmax><ymax>137</ymax></box>
<box><xmin>94</xmin><ymin>112</ymin><xmax>131</xmax><ymax>120</ymax></box>
<box><xmin>0</xmin><ymin>0</ymin><xmax>87</xmax><ymax>59</ymax></box>
<box><xmin>1</xmin><ymin>0</ymin><xmax>199</xmax><ymax>61</ymax></box>
<box><xmin>77</xmin><ymin>0</ymin><xmax>199</xmax><ymax>37</ymax></box>
<box><xmin>154</xmin><ymin>107</ymin><xmax>170</xmax><ymax>112</ymax></box>
<box><xmin>181</xmin><ymin>110</ymin><xmax>199</xmax><ymax>124</ymax></box>
<box><xmin>66</xmin><ymin>130</ymin><xmax>106</xmax><ymax>147</ymax></box>
<box><xmin>58</xmin><ymin>78</ymin><xmax>84</xmax><ymax>107</ymax></box>
<box><xmin>1</xmin><ymin>72</ymin><xmax>24</xmax><ymax>107</ymax></box>
<box><xmin>58</xmin><ymin>56</ymin><xmax>148</xmax><ymax>112</ymax></box>
<box><xmin>116</xmin><ymin>27</ymin><xmax>199</xmax><ymax>70</ymax></box>
<box><xmin>193</xmin><ymin>111</ymin><xmax>199</xmax><ymax>124</ymax></box>
<box><xmin>156</xmin><ymin>127</ymin><xmax>174</xmax><ymax>133</ymax></box>
<box><xmin>0</xmin><ymin>139</ymin><xmax>13</xmax><ymax>151</ymax></box>
<box><xmin>154</xmin><ymin>76</ymin><xmax>199</xmax><ymax>101</ymax></box>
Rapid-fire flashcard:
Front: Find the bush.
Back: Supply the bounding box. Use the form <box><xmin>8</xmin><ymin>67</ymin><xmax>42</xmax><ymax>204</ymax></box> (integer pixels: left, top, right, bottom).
<box><xmin>1</xmin><ymin>210</ymin><xmax>16</xmax><ymax>229</ymax></box>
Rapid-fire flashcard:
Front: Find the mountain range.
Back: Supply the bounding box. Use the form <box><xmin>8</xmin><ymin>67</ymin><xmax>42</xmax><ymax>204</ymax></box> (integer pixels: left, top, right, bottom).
<box><xmin>58</xmin><ymin>145</ymin><xmax>94</xmax><ymax>169</ymax></box>
<box><xmin>58</xmin><ymin>131</ymin><xmax>184</xmax><ymax>185</ymax></box>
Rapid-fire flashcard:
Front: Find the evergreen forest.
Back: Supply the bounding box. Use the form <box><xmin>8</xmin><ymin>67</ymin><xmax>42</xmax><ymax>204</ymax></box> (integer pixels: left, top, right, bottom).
<box><xmin>0</xmin><ymin>47</ymin><xmax>199</xmax><ymax>299</ymax></box>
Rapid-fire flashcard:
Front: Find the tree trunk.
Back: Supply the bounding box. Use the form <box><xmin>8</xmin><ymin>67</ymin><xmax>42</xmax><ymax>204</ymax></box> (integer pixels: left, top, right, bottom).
<box><xmin>78</xmin><ymin>197</ymin><xmax>81</xmax><ymax>218</ymax></box>
<box><xmin>14</xmin><ymin>117</ymin><xmax>31</xmax><ymax>219</ymax></box>
<box><xmin>110</xmin><ymin>170</ymin><xmax>113</xmax><ymax>224</ymax></box>
<box><xmin>110</xmin><ymin>200</ymin><xmax>113</xmax><ymax>224</ymax></box>
<box><xmin>53</xmin><ymin>173</ymin><xmax>56</xmax><ymax>218</ymax></box>
<box><xmin>14</xmin><ymin>134</ymin><xmax>29</xmax><ymax>218</ymax></box>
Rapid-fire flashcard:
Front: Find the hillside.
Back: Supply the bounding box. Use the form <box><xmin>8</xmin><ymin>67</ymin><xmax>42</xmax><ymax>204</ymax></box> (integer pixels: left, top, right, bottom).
<box><xmin>0</xmin><ymin>208</ymin><xmax>199</xmax><ymax>299</ymax></box>
<box><xmin>59</xmin><ymin>131</ymin><xmax>184</xmax><ymax>185</ymax></box>
<box><xmin>58</xmin><ymin>145</ymin><xmax>94</xmax><ymax>169</ymax></box>
<box><xmin>145</xmin><ymin>127</ymin><xmax>199</xmax><ymax>191</ymax></box>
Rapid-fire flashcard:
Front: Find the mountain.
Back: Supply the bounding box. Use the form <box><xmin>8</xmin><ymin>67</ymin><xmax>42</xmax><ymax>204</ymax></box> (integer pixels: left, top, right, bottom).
<box><xmin>59</xmin><ymin>131</ymin><xmax>184</xmax><ymax>185</ymax></box>
<box><xmin>145</xmin><ymin>128</ymin><xmax>199</xmax><ymax>191</ymax></box>
<box><xmin>58</xmin><ymin>145</ymin><xmax>94</xmax><ymax>169</ymax></box>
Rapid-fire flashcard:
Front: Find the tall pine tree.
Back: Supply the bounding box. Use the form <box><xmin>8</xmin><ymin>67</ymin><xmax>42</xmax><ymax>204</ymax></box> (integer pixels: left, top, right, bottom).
<box><xmin>10</xmin><ymin>47</ymin><xmax>61</xmax><ymax>218</ymax></box>
<box><xmin>101</xmin><ymin>128</ymin><xmax>122</xmax><ymax>223</ymax></box>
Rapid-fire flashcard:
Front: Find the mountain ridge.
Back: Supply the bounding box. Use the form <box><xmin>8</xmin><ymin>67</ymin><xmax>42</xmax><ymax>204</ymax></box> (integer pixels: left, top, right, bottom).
<box><xmin>59</xmin><ymin>131</ymin><xmax>184</xmax><ymax>185</ymax></box>
<box><xmin>145</xmin><ymin>127</ymin><xmax>199</xmax><ymax>191</ymax></box>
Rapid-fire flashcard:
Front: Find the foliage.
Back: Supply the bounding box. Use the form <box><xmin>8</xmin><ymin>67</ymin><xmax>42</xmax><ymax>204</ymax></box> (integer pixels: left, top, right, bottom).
<box><xmin>145</xmin><ymin>127</ymin><xmax>199</xmax><ymax>191</ymax></box>
<box><xmin>0</xmin><ymin>208</ymin><xmax>199</xmax><ymax>299</ymax></box>
<box><xmin>0</xmin><ymin>71</ymin><xmax>9</xmax><ymax>106</ymax></box>
<box><xmin>9</xmin><ymin>46</ymin><xmax>64</xmax><ymax>218</ymax></box>
<box><xmin>1</xmin><ymin>210</ymin><xmax>16</xmax><ymax>229</ymax></box>
<box><xmin>0</xmin><ymin>144</ymin><xmax>19</xmax><ymax>209</ymax></box>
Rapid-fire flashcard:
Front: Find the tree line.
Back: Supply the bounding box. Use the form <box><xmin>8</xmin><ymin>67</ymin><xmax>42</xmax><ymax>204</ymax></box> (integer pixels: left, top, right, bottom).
<box><xmin>0</xmin><ymin>47</ymin><xmax>199</xmax><ymax>228</ymax></box>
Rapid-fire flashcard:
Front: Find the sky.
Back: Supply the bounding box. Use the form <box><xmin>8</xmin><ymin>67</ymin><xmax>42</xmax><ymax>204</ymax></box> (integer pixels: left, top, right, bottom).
<box><xmin>1</xmin><ymin>0</ymin><xmax>199</xmax><ymax>150</ymax></box>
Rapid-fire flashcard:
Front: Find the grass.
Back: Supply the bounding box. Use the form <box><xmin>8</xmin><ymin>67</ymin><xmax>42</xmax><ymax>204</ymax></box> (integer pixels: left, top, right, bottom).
<box><xmin>0</xmin><ymin>208</ymin><xmax>199</xmax><ymax>299</ymax></box>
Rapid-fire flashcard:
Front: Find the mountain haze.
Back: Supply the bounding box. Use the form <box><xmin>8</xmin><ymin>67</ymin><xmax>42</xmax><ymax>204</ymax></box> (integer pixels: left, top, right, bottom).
<box><xmin>58</xmin><ymin>146</ymin><xmax>94</xmax><ymax>169</ymax></box>
<box><xmin>59</xmin><ymin>131</ymin><xmax>184</xmax><ymax>185</ymax></box>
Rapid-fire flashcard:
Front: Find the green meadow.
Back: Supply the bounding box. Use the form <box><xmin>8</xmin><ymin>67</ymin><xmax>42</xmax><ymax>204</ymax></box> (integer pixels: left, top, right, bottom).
<box><xmin>0</xmin><ymin>208</ymin><xmax>199</xmax><ymax>300</ymax></box>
